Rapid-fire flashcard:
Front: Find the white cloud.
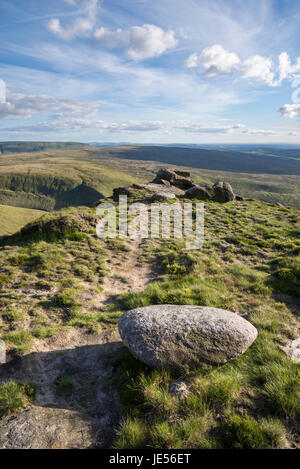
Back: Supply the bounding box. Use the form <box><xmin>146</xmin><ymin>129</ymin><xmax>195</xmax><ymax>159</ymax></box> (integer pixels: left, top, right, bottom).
<box><xmin>93</xmin><ymin>24</ymin><xmax>178</xmax><ymax>61</ymax></box>
<box><xmin>278</xmin><ymin>52</ymin><xmax>300</xmax><ymax>83</ymax></box>
<box><xmin>47</xmin><ymin>0</ymin><xmax>99</xmax><ymax>40</ymax></box>
<box><xmin>185</xmin><ymin>45</ymin><xmax>300</xmax><ymax>88</ymax></box>
<box><xmin>0</xmin><ymin>90</ymin><xmax>99</xmax><ymax>120</ymax></box>
<box><xmin>184</xmin><ymin>45</ymin><xmax>240</xmax><ymax>76</ymax></box>
<box><xmin>240</xmin><ymin>55</ymin><xmax>275</xmax><ymax>86</ymax></box>
<box><xmin>279</xmin><ymin>104</ymin><xmax>300</xmax><ymax>119</ymax></box>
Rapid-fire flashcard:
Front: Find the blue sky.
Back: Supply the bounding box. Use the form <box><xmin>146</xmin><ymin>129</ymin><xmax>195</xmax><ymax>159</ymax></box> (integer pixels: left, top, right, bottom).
<box><xmin>0</xmin><ymin>0</ymin><xmax>300</xmax><ymax>143</ymax></box>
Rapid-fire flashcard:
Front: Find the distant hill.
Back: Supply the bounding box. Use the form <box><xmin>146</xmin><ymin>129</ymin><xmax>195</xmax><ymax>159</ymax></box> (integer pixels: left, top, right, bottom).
<box><xmin>0</xmin><ymin>142</ymin><xmax>89</xmax><ymax>154</ymax></box>
<box><xmin>99</xmin><ymin>145</ymin><xmax>300</xmax><ymax>175</ymax></box>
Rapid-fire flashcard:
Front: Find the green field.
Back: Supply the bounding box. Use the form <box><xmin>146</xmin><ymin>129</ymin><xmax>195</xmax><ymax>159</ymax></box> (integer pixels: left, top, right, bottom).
<box><xmin>0</xmin><ymin>205</ymin><xmax>45</xmax><ymax>236</ymax></box>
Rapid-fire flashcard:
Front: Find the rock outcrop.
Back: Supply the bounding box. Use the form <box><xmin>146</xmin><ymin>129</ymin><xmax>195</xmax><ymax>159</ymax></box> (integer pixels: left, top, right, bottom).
<box><xmin>113</xmin><ymin>169</ymin><xmax>235</xmax><ymax>204</ymax></box>
<box><xmin>118</xmin><ymin>305</ymin><xmax>258</xmax><ymax>370</ymax></box>
<box><xmin>152</xmin><ymin>168</ymin><xmax>194</xmax><ymax>190</ymax></box>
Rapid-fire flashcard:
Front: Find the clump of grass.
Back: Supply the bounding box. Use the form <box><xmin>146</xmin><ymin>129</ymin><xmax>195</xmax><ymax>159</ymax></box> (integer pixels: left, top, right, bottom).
<box><xmin>56</xmin><ymin>375</ymin><xmax>74</xmax><ymax>394</ymax></box>
<box><xmin>113</xmin><ymin>419</ymin><xmax>149</xmax><ymax>449</ymax></box>
<box><xmin>269</xmin><ymin>255</ymin><xmax>300</xmax><ymax>297</ymax></box>
<box><xmin>1</xmin><ymin>309</ymin><xmax>25</xmax><ymax>322</ymax></box>
<box><xmin>219</xmin><ymin>413</ymin><xmax>286</xmax><ymax>449</ymax></box>
<box><xmin>3</xmin><ymin>330</ymin><xmax>33</xmax><ymax>355</ymax></box>
<box><xmin>0</xmin><ymin>382</ymin><xmax>36</xmax><ymax>418</ymax></box>
<box><xmin>54</xmin><ymin>288</ymin><xmax>81</xmax><ymax>309</ymax></box>
<box><xmin>32</xmin><ymin>325</ymin><xmax>59</xmax><ymax>339</ymax></box>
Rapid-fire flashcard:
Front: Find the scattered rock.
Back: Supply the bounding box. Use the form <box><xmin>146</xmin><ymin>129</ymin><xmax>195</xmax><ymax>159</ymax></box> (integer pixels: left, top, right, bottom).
<box><xmin>113</xmin><ymin>169</ymin><xmax>236</xmax><ymax>205</ymax></box>
<box><xmin>168</xmin><ymin>380</ymin><xmax>190</xmax><ymax>399</ymax></box>
<box><xmin>0</xmin><ymin>340</ymin><xmax>5</xmax><ymax>364</ymax></box>
<box><xmin>118</xmin><ymin>305</ymin><xmax>258</xmax><ymax>370</ymax></box>
<box><xmin>236</xmin><ymin>196</ymin><xmax>244</xmax><ymax>201</ymax></box>
<box><xmin>151</xmin><ymin>192</ymin><xmax>176</xmax><ymax>201</ymax></box>
<box><xmin>212</xmin><ymin>181</ymin><xmax>235</xmax><ymax>203</ymax></box>
<box><xmin>276</xmin><ymin>202</ymin><xmax>285</xmax><ymax>208</ymax></box>
<box><xmin>251</xmin><ymin>217</ymin><xmax>264</xmax><ymax>223</ymax></box>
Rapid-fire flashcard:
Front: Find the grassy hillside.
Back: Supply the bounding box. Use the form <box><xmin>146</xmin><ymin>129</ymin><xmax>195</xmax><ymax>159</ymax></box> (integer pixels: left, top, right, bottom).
<box><xmin>0</xmin><ymin>194</ymin><xmax>299</xmax><ymax>448</ymax></box>
<box><xmin>0</xmin><ymin>142</ymin><xmax>88</xmax><ymax>154</ymax></box>
<box><xmin>0</xmin><ymin>205</ymin><xmax>45</xmax><ymax>236</ymax></box>
<box><xmin>0</xmin><ymin>148</ymin><xmax>141</xmax><ymax>210</ymax></box>
<box><xmin>1</xmin><ymin>146</ymin><xmax>300</xmax><ymax>210</ymax></box>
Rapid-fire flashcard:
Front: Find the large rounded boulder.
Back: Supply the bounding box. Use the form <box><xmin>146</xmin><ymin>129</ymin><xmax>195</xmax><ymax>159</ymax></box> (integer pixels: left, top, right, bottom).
<box><xmin>212</xmin><ymin>181</ymin><xmax>235</xmax><ymax>203</ymax></box>
<box><xmin>185</xmin><ymin>185</ymin><xmax>214</xmax><ymax>200</ymax></box>
<box><xmin>118</xmin><ymin>305</ymin><xmax>258</xmax><ymax>370</ymax></box>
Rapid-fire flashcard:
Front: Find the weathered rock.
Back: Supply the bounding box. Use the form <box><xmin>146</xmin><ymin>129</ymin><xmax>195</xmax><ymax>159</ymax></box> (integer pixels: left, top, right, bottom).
<box><xmin>152</xmin><ymin>192</ymin><xmax>176</xmax><ymax>201</ymax></box>
<box><xmin>236</xmin><ymin>195</ymin><xmax>244</xmax><ymax>201</ymax></box>
<box><xmin>173</xmin><ymin>170</ymin><xmax>191</xmax><ymax>178</ymax></box>
<box><xmin>185</xmin><ymin>185</ymin><xmax>214</xmax><ymax>200</ymax></box>
<box><xmin>172</xmin><ymin>177</ymin><xmax>194</xmax><ymax>190</ymax></box>
<box><xmin>153</xmin><ymin>168</ymin><xmax>177</xmax><ymax>184</ymax></box>
<box><xmin>212</xmin><ymin>182</ymin><xmax>235</xmax><ymax>203</ymax></box>
<box><xmin>0</xmin><ymin>340</ymin><xmax>5</xmax><ymax>364</ymax></box>
<box><xmin>142</xmin><ymin>183</ymin><xmax>185</xmax><ymax>196</ymax></box>
<box><xmin>118</xmin><ymin>305</ymin><xmax>258</xmax><ymax>370</ymax></box>
<box><xmin>153</xmin><ymin>169</ymin><xmax>193</xmax><ymax>190</ymax></box>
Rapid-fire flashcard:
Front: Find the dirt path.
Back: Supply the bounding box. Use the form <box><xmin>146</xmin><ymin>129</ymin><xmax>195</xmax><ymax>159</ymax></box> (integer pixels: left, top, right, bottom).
<box><xmin>0</xmin><ymin>238</ymin><xmax>157</xmax><ymax>449</ymax></box>
<box><xmin>99</xmin><ymin>238</ymin><xmax>156</xmax><ymax>307</ymax></box>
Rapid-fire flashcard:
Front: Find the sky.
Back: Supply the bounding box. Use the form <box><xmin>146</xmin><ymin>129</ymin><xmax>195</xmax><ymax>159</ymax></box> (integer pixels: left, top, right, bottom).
<box><xmin>0</xmin><ymin>0</ymin><xmax>300</xmax><ymax>144</ymax></box>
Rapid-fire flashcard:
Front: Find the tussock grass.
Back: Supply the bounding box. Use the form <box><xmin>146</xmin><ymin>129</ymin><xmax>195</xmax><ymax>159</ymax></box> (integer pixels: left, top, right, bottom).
<box><xmin>0</xmin><ymin>382</ymin><xmax>36</xmax><ymax>418</ymax></box>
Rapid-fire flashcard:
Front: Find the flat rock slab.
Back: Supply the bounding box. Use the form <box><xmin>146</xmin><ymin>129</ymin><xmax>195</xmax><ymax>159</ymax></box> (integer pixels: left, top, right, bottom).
<box><xmin>119</xmin><ymin>305</ymin><xmax>258</xmax><ymax>370</ymax></box>
<box><xmin>0</xmin><ymin>338</ymin><xmax>126</xmax><ymax>449</ymax></box>
<box><xmin>141</xmin><ymin>183</ymin><xmax>184</xmax><ymax>196</ymax></box>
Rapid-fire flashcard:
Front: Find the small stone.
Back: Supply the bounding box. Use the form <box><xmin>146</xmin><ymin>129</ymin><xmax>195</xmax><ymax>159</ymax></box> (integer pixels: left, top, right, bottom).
<box><xmin>168</xmin><ymin>380</ymin><xmax>190</xmax><ymax>399</ymax></box>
